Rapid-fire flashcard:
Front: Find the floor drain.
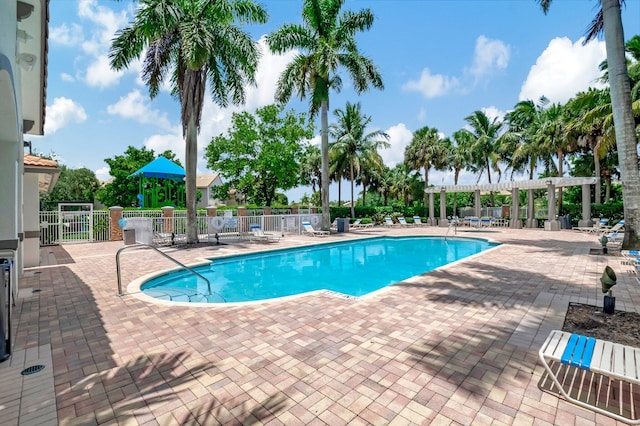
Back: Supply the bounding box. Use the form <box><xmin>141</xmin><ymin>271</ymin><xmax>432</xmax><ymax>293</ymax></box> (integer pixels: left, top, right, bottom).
<box><xmin>32</xmin><ymin>289</ymin><xmax>41</xmax><ymax>293</ymax></box>
<box><xmin>21</xmin><ymin>365</ymin><xmax>45</xmax><ymax>376</ymax></box>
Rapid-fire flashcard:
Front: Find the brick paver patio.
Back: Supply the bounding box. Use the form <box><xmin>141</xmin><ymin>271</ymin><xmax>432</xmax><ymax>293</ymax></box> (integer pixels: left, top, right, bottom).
<box><xmin>1</xmin><ymin>226</ymin><xmax>638</xmax><ymax>425</ymax></box>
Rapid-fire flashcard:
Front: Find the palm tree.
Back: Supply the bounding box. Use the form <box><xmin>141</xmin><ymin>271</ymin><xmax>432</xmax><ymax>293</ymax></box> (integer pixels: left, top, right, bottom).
<box><xmin>404</xmin><ymin>126</ymin><xmax>451</xmax><ymax>209</ymax></box>
<box><xmin>538</xmin><ymin>0</ymin><xmax>640</xmax><ymax>246</ymax></box>
<box><xmin>371</xmin><ymin>166</ymin><xmax>393</xmax><ymax>206</ymax></box>
<box><xmin>461</xmin><ymin>110</ymin><xmax>503</xmax><ymax>206</ymax></box>
<box><xmin>389</xmin><ymin>164</ymin><xmax>414</xmax><ymax>206</ymax></box>
<box><xmin>450</xmin><ymin>130</ymin><xmax>473</xmax><ymax>215</ymax></box>
<box><xmin>356</xmin><ymin>152</ymin><xmax>386</xmax><ymax>207</ymax></box>
<box><xmin>329</xmin><ymin>102</ymin><xmax>389</xmax><ymax>217</ymax></box>
<box><xmin>266</xmin><ymin>0</ymin><xmax>384</xmax><ymax>230</ymax></box>
<box><xmin>300</xmin><ymin>144</ymin><xmax>322</xmax><ymax>195</ymax></box>
<box><xmin>110</xmin><ymin>0</ymin><xmax>267</xmax><ymax>243</ymax></box>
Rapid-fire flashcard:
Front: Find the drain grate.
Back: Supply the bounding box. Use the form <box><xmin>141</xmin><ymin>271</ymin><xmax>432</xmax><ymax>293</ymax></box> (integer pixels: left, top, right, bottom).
<box><xmin>21</xmin><ymin>365</ymin><xmax>45</xmax><ymax>376</ymax></box>
<box><xmin>32</xmin><ymin>289</ymin><xmax>41</xmax><ymax>293</ymax></box>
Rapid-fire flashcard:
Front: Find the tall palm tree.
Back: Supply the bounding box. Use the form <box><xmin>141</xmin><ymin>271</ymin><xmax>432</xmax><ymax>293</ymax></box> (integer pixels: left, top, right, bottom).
<box><xmin>461</xmin><ymin>110</ymin><xmax>503</xmax><ymax>206</ymax></box>
<box><xmin>300</xmin><ymin>144</ymin><xmax>322</xmax><ymax>195</ymax></box>
<box><xmin>329</xmin><ymin>102</ymin><xmax>389</xmax><ymax>217</ymax></box>
<box><xmin>266</xmin><ymin>0</ymin><xmax>384</xmax><ymax>230</ymax></box>
<box><xmin>404</xmin><ymin>126</ymin><xmax>451</xmax><ymax>209</ymax></box>
<box><xmin>450</xmin><ymin>130</ymin><xmax>473</xmax><ymax>215</ymax></box>
<box><xmin>110</xmin><ymin>0</ymin><xmax>267</xmax><ymax>243</ymax></box>
<box><xmin>389</xmin><ymin>164</ymin><xmax>414</xmax><ymax>206</ymax></box>
<box><xmin>538</xmin><ymin>0</ymin><xmax>640</xmax><ymax>246</ymax></box>
<box><xmin>356</xmin><ymin>152</ymin><xmax>386</xmax><ymax>207</ymax></box>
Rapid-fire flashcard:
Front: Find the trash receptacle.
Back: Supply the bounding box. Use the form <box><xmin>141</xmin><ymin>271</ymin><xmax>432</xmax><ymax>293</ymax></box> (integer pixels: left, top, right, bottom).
<box><xmin>337</xmin><ymin>218</ymin><xmax>349</xmax><ymax>233</ymax></box>
<box><xmin>123</xmin><ymin>228</ymin><xmax>136</xmax><ymax>245</ymax></box>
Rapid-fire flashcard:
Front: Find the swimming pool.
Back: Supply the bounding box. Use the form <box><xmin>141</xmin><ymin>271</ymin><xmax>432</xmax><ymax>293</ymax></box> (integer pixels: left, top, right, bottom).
<box><xmin>140</xmin><ymin>236</ymin><xmax>497</xmax><ymax>303</ymax></box>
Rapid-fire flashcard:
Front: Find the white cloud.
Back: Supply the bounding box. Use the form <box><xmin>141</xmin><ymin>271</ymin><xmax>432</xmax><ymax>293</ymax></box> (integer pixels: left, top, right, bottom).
<box><xmin>382</xmin><ymin>123</ymin><xmax>413</xmax><ymax>167</ymax></box>
<box><xmin>107</xmin><ymin>90</ymin><xmax>174</xmax><ymax>131</ymax></box>
<box><xmin>85</xmin><ymin>55</ymin><xmax>125</xmax><ymax>89</ymax></box>
<box><xmin>95</xmin><ymin>166</ymin><xmax>111</xmax><ymax>181</ymax></box>
<box><xmin>144</xmin><ymin>133</ymin><xmax>184</xmax><ymax>158</ymax></box>
<box><xmin>519</xmin><ymin>37</ymin><xmax>607</xmax><ymax>104</ymax></box>
<box><xmin>402</xmin><ymin>68</ymin><xmax>460</xmax><ymax>99</ymax></box>
<box><xmin>468</xmin><ymin>36</ymin><xmax>510</xmax><ymax>80</ymax></box>
<box><xmin>60</xmin><ymin>73</ymin><xmax>75</xmax><ymax>82</ymax></box>
<box><xmin>481</xmin><ymin>106</ymin><xmax>506</xmax><ymax>123</ymax></box>
<box><xmin>44</xmin><ymin>97</ymin><xmax>87</xmax><ymax>135</ymax></box>
<box><xmin>49</xmin><ymin>23</ymin><xmax>83</xmax><ymax>46</ymax></box>
<box><xmin>417</xmin><ymin>107</ymin><xmax>426</xmax><ymax>122</ymax></box>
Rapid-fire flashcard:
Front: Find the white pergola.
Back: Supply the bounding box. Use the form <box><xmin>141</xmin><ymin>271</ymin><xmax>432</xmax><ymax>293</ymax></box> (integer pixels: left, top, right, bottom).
<box><xmin>424</xmin><ymin>177</ymin><xmax>599</xmax><ymax>231</ymax></box>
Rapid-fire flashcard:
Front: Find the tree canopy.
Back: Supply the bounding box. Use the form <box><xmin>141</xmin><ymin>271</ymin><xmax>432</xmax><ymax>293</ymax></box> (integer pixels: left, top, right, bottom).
<box><xmin>97</xmin><ymin>146</ymin><xmax>181</xmax><ymax>208</ymax></box>
<box><xmin>205</xmin><ymin>104</ymin><xmax>314</xmax><ymax>207</ymax></box>
<box><xmin>40</xmin><ymin>166</ymin><xmax>100</xmax><ymax>211</ymax></box>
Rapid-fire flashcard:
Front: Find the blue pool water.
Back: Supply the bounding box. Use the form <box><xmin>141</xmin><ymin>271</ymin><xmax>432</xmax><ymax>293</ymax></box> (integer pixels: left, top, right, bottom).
<box><xmin>141</xmin><ymin>236</ymin><xmax>496</xmax><ymax>303</ymax></box>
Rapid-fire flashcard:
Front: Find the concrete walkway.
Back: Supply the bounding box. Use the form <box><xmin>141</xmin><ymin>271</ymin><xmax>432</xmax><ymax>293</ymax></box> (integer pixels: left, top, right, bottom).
<box><xmin>1</xmin><ymin>226</ymin><xmax>638</xmax><ymax>425</ymax></box>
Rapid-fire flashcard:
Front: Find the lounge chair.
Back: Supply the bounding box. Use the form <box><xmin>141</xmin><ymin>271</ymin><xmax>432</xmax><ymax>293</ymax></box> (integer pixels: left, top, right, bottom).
<box><xmin>384</xmin><ymin>217</ymin><xmax>399</xmax><ymax>227</ymax></box>
<box><xmin>397</xmin><ymin>217</ymin><xmax>413</xmax><ymax>227</ymax></box>
<box><xmin>301</xmin><ymin>221</ymin><xmax>329</xmax><ymax>237</ymax></box>
<box><xmin>413</xmin><ymin>216</ymin><xmax>428</xmax><ymax>226</ymax></box>
<box><xmin>351</xmin><ymin>219</ymin><xmax>373</xmax><ymax>230</ymax></box>
<box><xmin>468</xmin><ymin>217</ymin><xmax>480</xmax><ymax>228</ymax></box>
<box><xmin>574</xmin><ymin>218</ymin><xmax>608</xmax><ymax>233</ymax></box>
<box><xmin>249</xmin><ymin>225</ymin><xmax>280</xmax><ymax>242</ymax></box>
<box><xmin>621</xmin><ymin>250</ymin><xmax>640</xmax><ymax>258</ymax></box>
<box><xmin>597</xmin><ymin>220</ymin><xmax>624</xmax><ymax>235</ymax></box>
<box><xmin>539</xmin><ymin>330</ymin><xmax>640</xmax><ymax>424</ymax></box>
<box><xmin>480</xmin><ymin>217</ymin><xmax>492</xmax><ymax>228</ymax></box>
<box><xmin>330</xmin><ymin>219</ymin><xmax>338</xmax><ymax>231</ymax></box>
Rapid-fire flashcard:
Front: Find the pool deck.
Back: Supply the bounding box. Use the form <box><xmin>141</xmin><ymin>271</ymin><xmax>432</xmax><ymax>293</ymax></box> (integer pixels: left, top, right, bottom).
<box><xmin>2</xmin><ymin>226</ymin><xmax>639</xmax><ymax>425</ymax></box>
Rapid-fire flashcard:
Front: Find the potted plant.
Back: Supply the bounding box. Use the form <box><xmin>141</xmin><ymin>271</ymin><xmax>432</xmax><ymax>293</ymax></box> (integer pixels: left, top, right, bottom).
<box><xmin>600</xmin><ymin>235</ymin><xmax>609</xmax><ymax>254</ymax></box>
<box><xmin>600</xmin><ymin>265</ymin><xmax>617</xmax><ymax>314</ymax></box>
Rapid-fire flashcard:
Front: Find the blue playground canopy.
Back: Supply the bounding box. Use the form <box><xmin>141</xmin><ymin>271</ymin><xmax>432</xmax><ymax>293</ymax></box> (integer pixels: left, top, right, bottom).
<box><xmin>130</xmin><ymin>156</ymin><xmax>185</xmax><ymax>180</ymax></box>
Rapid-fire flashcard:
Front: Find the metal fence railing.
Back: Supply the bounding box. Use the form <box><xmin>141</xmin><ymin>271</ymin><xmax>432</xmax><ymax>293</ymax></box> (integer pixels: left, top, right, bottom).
<box><xmin>39</xmin><ymin>210</ymin><xmax>323</xmax><ymax>246</ymax></box>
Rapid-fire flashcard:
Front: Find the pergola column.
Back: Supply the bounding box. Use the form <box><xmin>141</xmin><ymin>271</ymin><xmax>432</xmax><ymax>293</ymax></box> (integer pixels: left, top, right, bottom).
<box><xmin>578</xmin><ymin>184</ymin><xmax>593</xmax><ymax>228</ymax></box>
<box><xmin>438</xmin><ymin>188</ymin><xmax>448</xmax><ymax>227</ymax></box>
<box><xmin>428</xmin><ymin>192</ymin><xmax>436</xmax><ymax>225</ymax></box>
<box><xmin>510</xmin><ymin>187</ymin><xmax>522</xmax><ymax>228</ymax></box>
<box><xmin>545</xmin><ymin>182</ymin><xmax>560</xmax><ymax>231</ymax></box>
<box><xmin>474</xmin><ymin>190</ymin><xmax>481</xmax><ymax>217</ymax></box>
<box><xmin>526</xmin><ymin>189</ymin><xmax>537</xmax><ymax>228</ymax></box>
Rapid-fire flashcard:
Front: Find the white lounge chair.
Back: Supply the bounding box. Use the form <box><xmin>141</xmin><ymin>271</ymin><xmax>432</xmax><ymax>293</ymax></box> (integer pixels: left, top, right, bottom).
<box><xmin>480</xmin><ymin>217</ymin><xmax>492</xmax><ymax>227</ymax></box>
<box><xmin>574</xmin><ymin>218</ymin><xmax>609</xmax><ymax>233</ymax></box>
<box><xmin>413</xmin><ymin>216</ymin><xmax>428</xmax><ymax>226</ymax></box>
<box><xmin>397</xmin><ymin>217</ymin><xmax>413</xmax><ymax>227</ymax></box>
<box><xmin>384</xmin><ymin>217</ymin><xmax>399</xmax><ymax>227</ymax></box>
<box><xmin>301</xmin><ymin>221</ymin><xmax>329</xmax><ymax>237</ymax></box>
<box><xmin>249</xmin><ymin>225</ymin><xmax>280</xmax><ymax>242</ymax></box>
<box><xmin>597</xmin><ymin>220</ymin><xmax>624</xmax><ymax>235</ymax></box>
<box><xmin>351</xmin><ymin>219</ymin><xmax>374</xmax><ymax>230</ymax></box>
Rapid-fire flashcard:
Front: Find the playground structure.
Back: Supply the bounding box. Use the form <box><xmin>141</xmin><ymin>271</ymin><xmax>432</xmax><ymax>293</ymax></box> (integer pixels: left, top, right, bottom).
<box><xmin>130</xmin><ymin>157</ymin><xmax>186</xmax><ymax>208</ymax></box>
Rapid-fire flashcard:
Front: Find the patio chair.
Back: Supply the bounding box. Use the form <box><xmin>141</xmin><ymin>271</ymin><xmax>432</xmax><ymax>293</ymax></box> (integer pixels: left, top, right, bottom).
<box><xmin>397</xmin><ymin>217</ymin><xmax>413</xmax><ymax>227</ymax></box>
<box><xmin>573</xmin><ymin>218</ymin><xmax>609</xmax><ymax>233</ymax></box>
<box><xmin>301</xmin><ymin>221</ymin><xmax>329</xmax><ymax>237</ymax></box>
<box><xmin>468</xmin><ymin>217</ymin><xmax>480</xmax><ymax>228</ymax></box>
<box><xmin>597</xmin><ymin>220</ymin><xmax>624</xmax><ymax>235</ymax></box>
<box><xmin>480</xmin><ymin>217</ymin><xmax>492</xmax><ymax>228</ymax></box>
<box><xmin>621</xmin><ymin>250</ymin><xmax>640</xmax><ymax>258</ymax></box>
<box><xmin>413</xmin><ymin>216</ymin><xmax>428</xmax><ymax>226</ymax></box>
<box><xmin>249</xmin><ymin>225</ymin><xmax>280</xmax><ymax>242</ymax></box>
<box><xmin>384</xmin><ymin>217</ymin><xmax>399</xmax><ymax>227</ymax></box>
<box><xmin>330</xmin><ymin>219</ymin><xmax>338</xmax><ymax>231</ymax></box>
<box><xmin>351</xmin><ymin>219</ymin><xmax>374</xmax><ymax>230</ymax></box>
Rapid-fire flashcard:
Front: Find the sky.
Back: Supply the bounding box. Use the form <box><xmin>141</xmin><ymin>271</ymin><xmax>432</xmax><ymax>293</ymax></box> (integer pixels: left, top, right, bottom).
<box><xmin>31</xmin><ymin>0</ymin><xmax>640</xmax><ymax>203</ymax></box>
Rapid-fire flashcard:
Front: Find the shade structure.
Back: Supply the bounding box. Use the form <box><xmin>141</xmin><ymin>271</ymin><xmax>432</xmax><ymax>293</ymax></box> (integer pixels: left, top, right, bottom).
<box><xmin>130</xmin><ymin>156</ymin><xmax>185</xmax><ymax>181</ymax></box>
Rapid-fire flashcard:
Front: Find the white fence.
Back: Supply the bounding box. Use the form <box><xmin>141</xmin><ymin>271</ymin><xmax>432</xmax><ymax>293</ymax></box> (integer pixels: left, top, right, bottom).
<box><xmin>39</xmin><ymin>209</ymin><xmax>322</xmax><ymax>245</ymax></box>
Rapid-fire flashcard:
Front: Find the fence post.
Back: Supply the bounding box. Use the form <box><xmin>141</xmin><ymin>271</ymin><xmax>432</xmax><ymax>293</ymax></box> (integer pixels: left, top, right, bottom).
<box><xmin>109</xmin><ymin>206</ymin><xmax>123</xmax><ymax>241</ymax></box>
<box><xmin>162</xmin><ymin>206</ymin><xmax>174</xmax><ymax>233</ymax></box>
<box><xmin>290</xmin><ymin>207</ymin><xmax>298</xmax><ymax>214</ymax></box>
<box><xmin>237</xmin><ymin>207</ymin><xmax>247</xmax><ymax>233</ymax></box>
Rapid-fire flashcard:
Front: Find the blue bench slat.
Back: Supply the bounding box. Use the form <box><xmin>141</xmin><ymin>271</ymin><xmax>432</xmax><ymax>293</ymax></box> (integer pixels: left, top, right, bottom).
<box><xmin>561</xmin><ymin>334</ymin><xmax>579</xmax><ymax>364</ymax></box>
<box><xmin>578</xmin><ymin>337</ymin><xmax>596</xmax><ymax>370</ymax></box>
<box><xmin>560</xmin><ymin>334</ymin><xmax>596</xmax><ymax>369</ymax></box>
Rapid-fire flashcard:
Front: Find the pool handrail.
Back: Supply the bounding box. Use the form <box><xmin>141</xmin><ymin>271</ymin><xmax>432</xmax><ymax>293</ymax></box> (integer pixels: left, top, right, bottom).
<box><xmin>116</xmin><ymin>243</ymin><xmax>224</xmax><ymax>302</ymax></box>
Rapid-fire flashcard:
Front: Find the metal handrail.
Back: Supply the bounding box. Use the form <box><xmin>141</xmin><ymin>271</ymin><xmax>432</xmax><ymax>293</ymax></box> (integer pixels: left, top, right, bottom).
<box><xmin>116</xmin><ymin>243</ymin><xmax>221</xmax><ymax>301</ymax></box>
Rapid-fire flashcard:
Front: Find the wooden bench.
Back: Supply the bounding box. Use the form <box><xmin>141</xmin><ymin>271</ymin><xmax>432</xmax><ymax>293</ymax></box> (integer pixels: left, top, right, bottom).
<box><xmin>540</xmin><ymin>330</ymin><xmax>640</xmax><ymax>423</ymax></box>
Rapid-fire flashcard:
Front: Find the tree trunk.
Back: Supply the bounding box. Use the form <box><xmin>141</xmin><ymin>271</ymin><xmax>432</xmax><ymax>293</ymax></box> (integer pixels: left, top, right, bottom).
<box><xmin>594</xmin><ymin>150</ymin><xmax>602</xmax><ymax>205</ymax></box>
<box><xmin>454</xmin><ymin>168</ymin><xmax>460</xmax><ymax>216</ymax></box>
<box><xmin>486</xmin><ymin>162</ymin><xmax>495</xmax><ymax>206</ymax></box>
<box><xmin>320</xmin><ymin>100</ymin><xmax>331</xmax><ymax>231</ymax></box>
<box><xmin>350</xmin><ymin>161</ymin><xmax>355</xmax><ymax>218</ymax></box>
<box><xmin>423</xmin><ymin>165</ymin><xmax>429</xmax><ymax>210</ymax></box>
<box><xmin>602</xmin><ymin>0</ymin><xmax>640</xmax><ymax>248</ymax></box>
<box><xmin>185</xmin><ymin>115</ymin><xmax>198</xmax><ymax>243</ymax></box>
